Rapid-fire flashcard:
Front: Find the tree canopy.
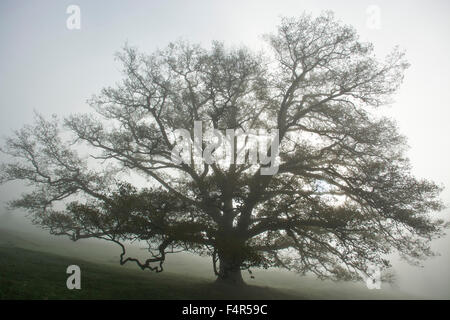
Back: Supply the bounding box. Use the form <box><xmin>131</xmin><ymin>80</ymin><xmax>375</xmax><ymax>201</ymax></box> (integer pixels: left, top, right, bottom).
<box><xmin>0</xmin><ymin>12</ymin><xmax>446</xmax><ymax>284</ymax></box>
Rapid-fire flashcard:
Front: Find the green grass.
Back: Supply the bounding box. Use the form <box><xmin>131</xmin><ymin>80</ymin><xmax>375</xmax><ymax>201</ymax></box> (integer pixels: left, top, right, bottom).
<box><xmin>0</xmin><ymin>245</ymin><xmax>304</xmax><ymax>300</ymax></box>
<box><xmin>0</xmin><ymin>228</ymin><xmax>418</xmax><ymax>300</ymax></box>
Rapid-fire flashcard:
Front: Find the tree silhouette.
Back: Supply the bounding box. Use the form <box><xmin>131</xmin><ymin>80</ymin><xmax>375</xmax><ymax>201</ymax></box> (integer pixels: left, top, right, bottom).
<box><xmin>0</xmin><ymin>12</ymin><xmax>446</xmax><ymax>285</ymax></box>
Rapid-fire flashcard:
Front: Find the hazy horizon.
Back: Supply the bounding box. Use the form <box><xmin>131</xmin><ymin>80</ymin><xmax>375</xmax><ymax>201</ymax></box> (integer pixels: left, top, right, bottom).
<box><xmin>1</xmin><ymin>0</ymin><xmax>449</xmax><ymax>299</ymax></box>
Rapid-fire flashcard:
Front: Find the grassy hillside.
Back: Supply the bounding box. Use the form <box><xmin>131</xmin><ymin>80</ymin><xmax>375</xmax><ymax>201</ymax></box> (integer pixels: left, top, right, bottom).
<box><xmin>0</xmin><ymin>228</ymin><xmax>418</xmax><ymax>299</ymax></box>
<box><xmin>0</xmin><ymin>245</ymin><xmax>306</xmax><ymax>299</ymax></box>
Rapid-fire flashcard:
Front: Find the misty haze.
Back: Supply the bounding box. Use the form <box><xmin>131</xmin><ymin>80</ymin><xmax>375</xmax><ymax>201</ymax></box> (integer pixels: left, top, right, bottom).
<box><xmin>0</xmin><ymin>1</ymin><xmax>449</xmax><ymax>301</ymax></box>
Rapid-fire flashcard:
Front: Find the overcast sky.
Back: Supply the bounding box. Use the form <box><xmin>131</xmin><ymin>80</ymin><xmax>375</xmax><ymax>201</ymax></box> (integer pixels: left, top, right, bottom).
<box><xmin>0</xmin><ymin>0</ymin><xmax>449</xmax><ymax>298</ymax></box>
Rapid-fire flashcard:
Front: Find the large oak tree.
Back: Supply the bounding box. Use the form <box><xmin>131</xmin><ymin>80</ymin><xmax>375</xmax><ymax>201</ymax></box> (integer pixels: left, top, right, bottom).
<box><xmin>1</xmin><ymin>12</ymin><xmax>445</xmax><ymax>285</ymax></box>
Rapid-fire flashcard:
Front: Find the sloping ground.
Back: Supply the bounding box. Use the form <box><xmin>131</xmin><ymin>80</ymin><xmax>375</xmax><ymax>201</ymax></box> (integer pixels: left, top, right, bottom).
<box><xmin>0</xmin><ymin>228</ymin><xmax>418</xmax><ymax>299</ymax></box>
<box><xmin>0</xmin><ymin>245</ymin><xmax>304</xmax><ymax>299</ymax></box>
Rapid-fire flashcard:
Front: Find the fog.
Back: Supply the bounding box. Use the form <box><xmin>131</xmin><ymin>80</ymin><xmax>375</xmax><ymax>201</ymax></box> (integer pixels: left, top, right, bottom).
<box><xmin>0</xmin><ymin>0</ymin><xmax>449</xmax><ymax>298</ymax></box>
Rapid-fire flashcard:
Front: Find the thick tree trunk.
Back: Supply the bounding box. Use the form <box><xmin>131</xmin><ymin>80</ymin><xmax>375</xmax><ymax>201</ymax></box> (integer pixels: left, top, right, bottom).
<box><xmin>215</xmin><ymin>254</ymin><xmax>245</xmax><ymax>285</ymax></box>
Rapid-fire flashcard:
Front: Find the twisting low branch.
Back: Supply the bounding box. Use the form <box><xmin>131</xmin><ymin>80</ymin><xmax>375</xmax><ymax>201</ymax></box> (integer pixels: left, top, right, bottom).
<box><xmin>0</xmin><ymin>12</ymin><xmax>446</xmax><ymax>283</ymax></box>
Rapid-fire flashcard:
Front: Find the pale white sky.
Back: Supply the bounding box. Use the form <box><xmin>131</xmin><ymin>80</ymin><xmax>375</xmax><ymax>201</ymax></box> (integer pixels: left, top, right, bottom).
<box><xmin>0</xmin><ymin>0</ymin><xmax>449</xmax><ymax>298</ymax></box>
